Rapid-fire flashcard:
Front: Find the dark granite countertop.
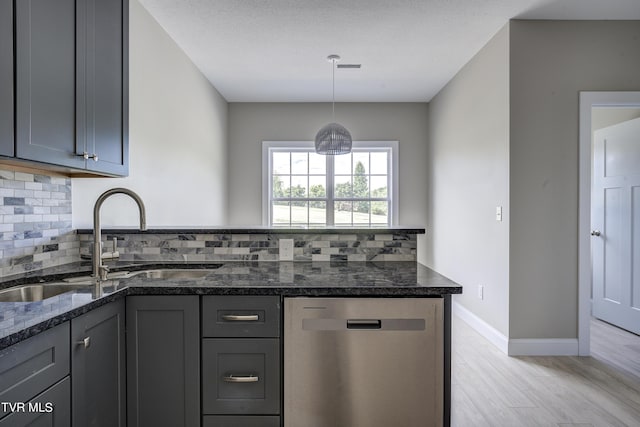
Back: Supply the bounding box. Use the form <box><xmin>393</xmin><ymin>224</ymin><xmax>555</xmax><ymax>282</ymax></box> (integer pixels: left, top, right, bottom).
<box><xmin>0</xmin><ymin>261</ymin><xmax>461</xmax><ymax>349</ymax></box>
<box><xmin>75</xmin><ymin>226</ymin><xmax>426</xmax><ymax>234</ymax></box>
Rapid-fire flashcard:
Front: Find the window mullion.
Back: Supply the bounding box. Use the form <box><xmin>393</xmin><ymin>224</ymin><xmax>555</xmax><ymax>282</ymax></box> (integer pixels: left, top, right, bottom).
<box><xmin>326</xmin><ymin>154</ymin><xmax>334</xmax><ymax>226</ymax></box>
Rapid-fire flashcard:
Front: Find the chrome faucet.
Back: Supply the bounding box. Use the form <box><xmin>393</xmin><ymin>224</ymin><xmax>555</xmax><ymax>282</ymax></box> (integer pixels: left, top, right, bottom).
<box><xmin>93</xmin><ymin>188</ymin><xmax>147</xmax><ymax>280</ymax></box>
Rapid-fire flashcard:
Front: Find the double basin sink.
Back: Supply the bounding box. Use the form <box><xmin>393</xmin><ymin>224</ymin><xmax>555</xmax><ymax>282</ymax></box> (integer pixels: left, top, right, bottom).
<box><xmin>0</xmin><ymin>267</ymin><xmax>219</xmax><ymax>303</ymax></box>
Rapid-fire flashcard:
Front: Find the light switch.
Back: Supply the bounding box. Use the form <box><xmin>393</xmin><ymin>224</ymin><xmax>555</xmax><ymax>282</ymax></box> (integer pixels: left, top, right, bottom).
<box><xmin>496</xmin><ymin>206</ymin><xmax>502</xmax><ymax>222</ymax></box>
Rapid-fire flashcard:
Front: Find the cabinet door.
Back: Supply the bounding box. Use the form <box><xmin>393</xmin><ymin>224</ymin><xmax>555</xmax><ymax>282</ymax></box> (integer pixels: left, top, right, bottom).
<box><xmin>78</xmin><ymin>0</ymin><xmax>128</xmax><ymax>176</ymax></box>
<box><xmin>71</xmin><ymin>299</ymin><xmax>125</xmax><ymax>427</ymax></box>
<box><xmin>14</xmin><ymin>0</ymin><xmax>84</xmax><ymax>169</ymax></box>
<box><xmin>0</xmin><ymin>323</ymin><xmax>70</xmax><ymax>420</ymax></box>
<box><xmin>126</xmin><ymin>296</ymin><xmax>200</xmax><ymax>427</ymax></box>
<box><xmin>0</xmin><ymin>377</ymin><xmax>71</xmax><ymax>427</ymax></box>
<box><xmin>0</xmin><ymin>0</ymin><xmax>13</xmax><ymax>157</ymax></box>
<box><xmin>202</xmin><ymin>295</ymin><xmax>281</xmax><ymax>338</ymax></box>
<box><xmin>202</xmin><ymin>338</ymin><xmax>280</xmax><ymax>415</ymax></box>
<box><xmin>203</xmin><ymin>415</ymin><xmax>281</xmax><ymax>427</ymax></box>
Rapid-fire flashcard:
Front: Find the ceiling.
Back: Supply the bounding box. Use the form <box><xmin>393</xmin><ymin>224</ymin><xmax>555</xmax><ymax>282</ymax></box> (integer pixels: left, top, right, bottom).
<box><xmin>138</xmin><ymin>0</ymin><xmax>640</xmax><ymax>102</ymax></box>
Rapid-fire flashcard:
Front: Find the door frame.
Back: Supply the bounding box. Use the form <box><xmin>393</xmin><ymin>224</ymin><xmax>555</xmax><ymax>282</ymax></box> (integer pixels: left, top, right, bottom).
<box><xmin>578</xmin><ymin>91</ymin><xmax>640</xmax><ymax>356</ymax></box>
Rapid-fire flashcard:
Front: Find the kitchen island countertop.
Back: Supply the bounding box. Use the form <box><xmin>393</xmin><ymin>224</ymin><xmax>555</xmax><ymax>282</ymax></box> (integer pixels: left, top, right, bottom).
<box><xmin>0</xmin><ymin>261</ymin><xmax>461</xmax><ymax>349</ymax></box>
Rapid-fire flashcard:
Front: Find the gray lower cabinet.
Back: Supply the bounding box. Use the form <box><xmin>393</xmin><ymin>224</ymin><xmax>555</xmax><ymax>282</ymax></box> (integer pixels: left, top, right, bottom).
<box><xmin>0</xmin><ymin>322</ymin><xmax>70</xmax><ymax>422</ymax></box>
<box><xmin>202</xmin><ymin>415</ymin><xmax>281</xmax><ymax>427</ymax></box>
<box><xmin>126</xmin><ymin>296</ymin><xmax>200</xmax><ymax>427</ymax></box>
<box><xmin>201</xmin><ymin>296</ymin><xmax>281</xmax><ymax>425</ymax></box>
<box><xmin>202</xmin><ymin>295</ymin><xmax>281</xmax><ymax>338</ymax></box>
<box><xmin>0</xmin><ymin>377</ymin><xmax>71</xmax><ymax>427</ymax></box>
<box><xmin>202</xmin><ymin>339</ymin><xmax>280</xmax><ymax>415</ymax></box>
<box><xmin>0</xmin><ymin>0</ymin><xmax>12</xmax><ymax>157</ymax></box>
<box><xmin>71</xmin><ymin>299</ymin><xmax>126</xmax><ymax>427</ymax></box>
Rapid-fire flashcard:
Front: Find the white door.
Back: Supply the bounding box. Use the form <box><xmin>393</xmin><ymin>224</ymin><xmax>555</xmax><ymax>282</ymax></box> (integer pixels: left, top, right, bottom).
<box><xmin>592</xmin><ymin>117</ymin><xmax>640</xmax><ymax>335</ymax></box>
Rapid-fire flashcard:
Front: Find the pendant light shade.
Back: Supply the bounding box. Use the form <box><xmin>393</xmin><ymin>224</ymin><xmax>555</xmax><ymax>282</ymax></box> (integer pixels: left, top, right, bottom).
<box><xmin>315</xmin><ymin>55</ymin><xmax>352</xmax><ymax>155</ymax></box>
<box><xmin>315</xmin><ymin>122</ymin><xmax>352</xmax><ymax>155</ymax></box>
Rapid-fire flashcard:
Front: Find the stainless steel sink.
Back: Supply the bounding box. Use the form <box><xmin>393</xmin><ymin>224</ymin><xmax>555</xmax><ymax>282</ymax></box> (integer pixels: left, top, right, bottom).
<box><xmin>64</xmin><ymin>270</ymin><xmax>134</xmax><ymax>282</ymax></box>
<box><xmin>133</xmin><ymin>269</ymin><xmax>212</xmax><ymax>280</ymax></box>
<box><xmin>0</xmin><ymin>283</ymin><xmax>93</xmax><ymax>303</ymax></box>
<box><xmin>63</xmin><ymin>267</ymin><xmax>220</xmax><ymax>283</ymax></box>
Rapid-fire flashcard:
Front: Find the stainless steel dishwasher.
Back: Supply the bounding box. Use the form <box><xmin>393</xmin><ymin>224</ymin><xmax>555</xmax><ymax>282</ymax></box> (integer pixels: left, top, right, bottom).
<box><xmin>284</xmin><ymin>297</ymin><xmax>443</xmax><ymax>427</ymax></box>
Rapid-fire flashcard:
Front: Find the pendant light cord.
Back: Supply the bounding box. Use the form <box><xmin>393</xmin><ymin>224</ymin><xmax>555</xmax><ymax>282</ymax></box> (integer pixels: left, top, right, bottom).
<box><xmin>332</xmin><ymin>58</ymin><xmax>335</xmax><ymax>121</ymax></box>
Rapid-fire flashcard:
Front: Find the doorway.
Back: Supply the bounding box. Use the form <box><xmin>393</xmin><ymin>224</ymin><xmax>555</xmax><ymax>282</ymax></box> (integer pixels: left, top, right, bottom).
<box><xmin>578</xmin><ymin>91</ymin><xmax>640</xmax><ymax>356</ymax></box>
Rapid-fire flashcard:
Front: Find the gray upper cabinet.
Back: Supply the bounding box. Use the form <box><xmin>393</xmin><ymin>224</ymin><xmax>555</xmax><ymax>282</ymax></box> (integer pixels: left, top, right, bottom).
<box><xmin>8</xmin><ymin>0</ymin><xmax>128</xmax><ymax>176</ymax></box>
<box><xmin>127</xmin><ymin>296</ymin><xmax>200</xmax><ymax>427</ymax></box>
<box><xmin>71</xmin><ymin>299</ymin><xmax>126</xmax><ymax>427</ymax></box>
<box><xmin>77</xmin><ymin>0</ymin><xmax>129</xmax><ymax>176</ymax></box>
<box><xmin>0</xmin><ymin>0</ymin><xmax>12</xmax><ymax>157</ymax></box>
<box><xmin>15</xmin><ymin>0</ymin><xmax>84</xmax><ymax>170</ymax></box>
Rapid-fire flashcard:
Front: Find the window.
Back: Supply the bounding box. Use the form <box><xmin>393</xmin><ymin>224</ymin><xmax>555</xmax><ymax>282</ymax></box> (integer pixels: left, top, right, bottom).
<box><xmin>263</xmin><ymin>141</ymin><xmax>398</xmax><ymax>226</ymax></box>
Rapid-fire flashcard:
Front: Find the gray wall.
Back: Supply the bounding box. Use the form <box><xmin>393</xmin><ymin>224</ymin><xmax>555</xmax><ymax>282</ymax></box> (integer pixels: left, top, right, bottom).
<box><xmin>227</xmin><ymin>102</ymin><xmax>430</xmax><ymax>262</ymax></box>
<box><xmin>509</xmin><ymin>20</ymin><xmax>640</xmax><ymax>339</ymax></box>
<box><xmin>427</xmin><ymin>25</ymin><xmax>510</xmax><ymax>336</ymax></box>
<box><xmin>72</xmin><ymin>0</ymin><xmax>229</xmax><ymax>228</ymax></box>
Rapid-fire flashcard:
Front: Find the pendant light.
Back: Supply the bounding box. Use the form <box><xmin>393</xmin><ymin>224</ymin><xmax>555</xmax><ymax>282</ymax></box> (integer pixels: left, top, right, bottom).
<box><xmin>315</xmin><ymin>55</ymin><xmax>352</xmax><ymax>155</ymax></box>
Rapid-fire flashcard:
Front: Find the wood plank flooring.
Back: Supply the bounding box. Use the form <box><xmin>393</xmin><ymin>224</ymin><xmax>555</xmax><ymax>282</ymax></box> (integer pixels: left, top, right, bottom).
<box><xmin>591</xmin><ymin>318</ymin><xmax>640</xmax><ymax>380</ymax></box>
<box><xmin>451</xmin><ymin>316</ymin><xmax>640</xmax><ymax>426</ymax></box>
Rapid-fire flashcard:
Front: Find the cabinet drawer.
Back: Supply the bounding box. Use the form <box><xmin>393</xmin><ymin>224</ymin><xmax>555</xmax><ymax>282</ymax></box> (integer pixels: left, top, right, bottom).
<box><xmin>202</xmin><ymin>296</ymin><xmax>280</xmax><ymax>338</ymax></box>
<box><xmin>0</xmin><ymin>376</ymin><xmax>70</xmax><ymax>426</ymax></box>
<box><xmin>0</xmin><ymin>323</ymin><xmax>70</xmax><ymax>420</ymax></box>
<box><xmin>202</xmin><ymin>339</ymin><xmax>280</xmax><ymax>415</ymax></box>
<box><xmin>203</xmin><ymin>415</ymin><xmax>280</xmax><ymax>427</ymax></box>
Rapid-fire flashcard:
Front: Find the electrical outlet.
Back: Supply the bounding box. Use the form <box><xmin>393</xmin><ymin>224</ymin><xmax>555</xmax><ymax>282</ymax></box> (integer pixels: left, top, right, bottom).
<box><xmin>477</xmin><ymin>285</ymin><xmax>484</xmax><ymax>300</ymax></box>
<box><xmin>279</xmin><ymin>239</ymin><xmax>294</xmax><ymax>261</ymax></box>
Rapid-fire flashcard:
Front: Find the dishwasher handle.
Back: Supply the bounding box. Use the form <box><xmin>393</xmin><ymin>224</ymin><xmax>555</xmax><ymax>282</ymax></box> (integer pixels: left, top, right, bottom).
<box><xmin>347</xmin><ymin>319</ymin><xmax>382</xmax><ymax>329</ymax></box>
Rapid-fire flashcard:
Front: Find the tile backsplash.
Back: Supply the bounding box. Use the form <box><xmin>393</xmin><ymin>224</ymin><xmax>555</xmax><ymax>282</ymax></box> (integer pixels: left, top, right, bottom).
<box><xmin>1</xmin><ymin>165</ymin><xmax>418</xmax><ymax>278</ymax></box>
<box><xmin>79</xmin><ymin>232</ymin><xmax>418</xmax><ymax>263</ymax></box>
<box><xmin>0</xmin><ymin>167</ymin><xmax>79</xmax><ymax>277</ymax></box>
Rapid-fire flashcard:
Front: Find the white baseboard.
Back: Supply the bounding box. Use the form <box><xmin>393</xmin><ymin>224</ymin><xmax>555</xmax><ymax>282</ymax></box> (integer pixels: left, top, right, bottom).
<box><xmin>508</xmin><ymin>339</ymin><xmax>579</xmax><ymax>356</ymax></box>
<box><xmin>452</xmin><ymin>301</ymin><xmax>579</xmax><ymax>356</ymax></box>
<box><xmin>452</xmin><ymin>301</ymin><xmax>509</xmax><ymax>354</ymax></box>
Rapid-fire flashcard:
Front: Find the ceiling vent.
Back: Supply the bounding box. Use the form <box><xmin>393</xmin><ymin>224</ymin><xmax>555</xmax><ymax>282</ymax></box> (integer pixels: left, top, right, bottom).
<box><xmin>337</xmin><ymin>64</ymin><xmax>361</xmax><ymax>69</ymax></box>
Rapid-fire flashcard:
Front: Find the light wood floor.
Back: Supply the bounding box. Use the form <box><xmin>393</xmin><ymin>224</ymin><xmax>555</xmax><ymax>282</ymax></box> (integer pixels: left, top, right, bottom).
<box><xmin>451</xmin><ymin>316</ymin><xmax>640</xmax><ymax>426</ymax></box>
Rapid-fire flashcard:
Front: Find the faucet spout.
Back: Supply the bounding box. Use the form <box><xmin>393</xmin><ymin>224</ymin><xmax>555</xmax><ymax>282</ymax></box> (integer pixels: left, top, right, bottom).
<box><xmin>93</xmin><ymin>188</ymin><xmax>147</xmax><ymax>280</ymax></box>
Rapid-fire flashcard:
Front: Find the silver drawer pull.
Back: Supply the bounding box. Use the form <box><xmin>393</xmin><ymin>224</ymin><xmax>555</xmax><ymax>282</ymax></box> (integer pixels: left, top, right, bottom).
<box><xmin>222</xmin><ymin>314</ymin><xmax>259</xmax><ymax>321</ymax></box>
<box><xmin>76</xmin><ymin>337</ymin><xmax>91</xmax><ymax>349</ymax></box>
<box><xmin>223</xmin><ymin>375</ymin><xmax>259</xmax><ymax>383</ymax></box>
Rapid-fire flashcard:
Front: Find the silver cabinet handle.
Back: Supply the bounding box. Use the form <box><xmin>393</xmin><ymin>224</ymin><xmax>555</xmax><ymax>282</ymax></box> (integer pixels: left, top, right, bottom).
<box><xmin>76</xmin><ymin>337</ymin><xmax>91</xmax><ymax>349</ymax></box>
<box><xmin>223</xmin><ymin>375</ymin><xmax>259</xmax><ymax>383</ymax></box>
<box><xmin>222</xmin><ymin>314</ymin><xmax>259</xmax><ymax>321</ymax></box>
<box><xmin>77</xmin><ymin>152</ymin><xmax>98</xmax><ymax>161</ymax></box>
<box><xmin>591</xmin><ymin>230</ymin><xmax>601</xmax><ymax>236</ymax></box>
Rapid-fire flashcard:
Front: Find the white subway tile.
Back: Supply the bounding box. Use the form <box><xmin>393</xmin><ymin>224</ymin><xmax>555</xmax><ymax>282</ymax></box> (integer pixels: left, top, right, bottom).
<box><xmin>33</xmin><ymin>252</ymin><xmax>52</xmax><ymax>262</ymax></box>
<box><xmin>25</xmin><ymin>182</ymin><xmax>43</xmax><ymax>190</ymax></box>
<box><xmin>42</xmin><ymin>229</ymin><xmax>60</xmax><ymax>237</ymax></box>
<box><xmin>14</xmin><ymin>172</ymin><xmax>34</xmax><ymax>182</ymax></box>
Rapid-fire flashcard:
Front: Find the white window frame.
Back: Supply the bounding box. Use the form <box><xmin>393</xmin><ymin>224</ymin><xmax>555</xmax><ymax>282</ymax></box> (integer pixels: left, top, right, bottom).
<box><xmin>262</xmin><ymin>141</ymin><xmax>399</xmax><ymax>227</ymax></box>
